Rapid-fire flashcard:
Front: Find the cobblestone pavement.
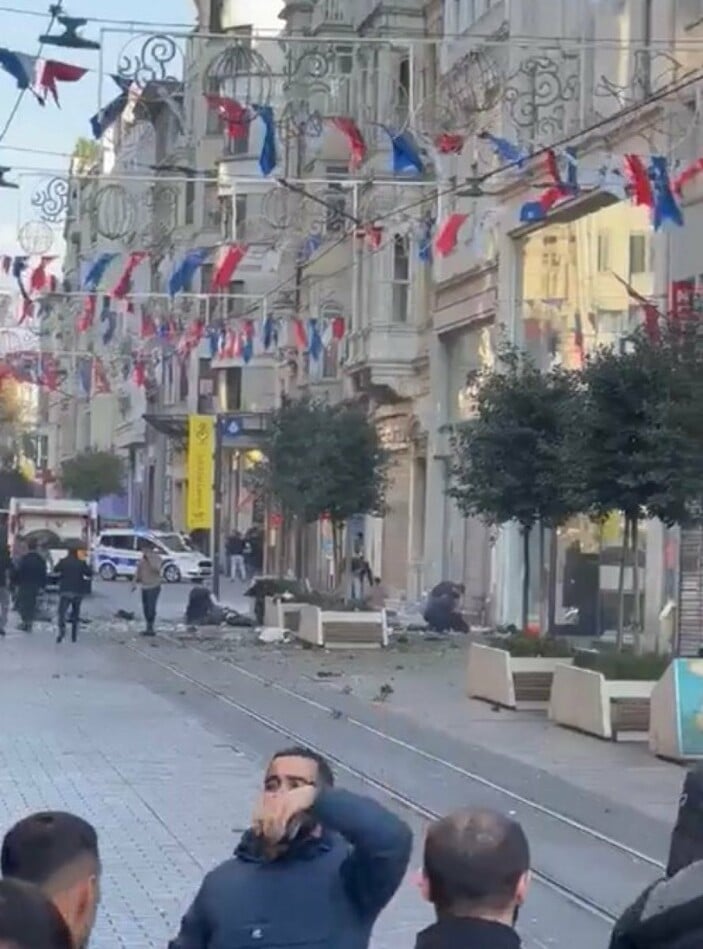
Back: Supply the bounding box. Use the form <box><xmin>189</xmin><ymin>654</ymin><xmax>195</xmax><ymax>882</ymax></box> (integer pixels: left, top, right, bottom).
<box><xmin>0</xmin><ymin>616</ymin><xmax>432</xmax><ymax>949</ymax></box>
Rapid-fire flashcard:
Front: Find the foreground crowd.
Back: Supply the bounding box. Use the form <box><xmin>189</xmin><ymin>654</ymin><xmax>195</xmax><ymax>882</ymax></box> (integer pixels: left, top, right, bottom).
<box><xmin>0</xmin><ymin>745</ymin><xmax>698</xmax><ymax>949</ymax></box>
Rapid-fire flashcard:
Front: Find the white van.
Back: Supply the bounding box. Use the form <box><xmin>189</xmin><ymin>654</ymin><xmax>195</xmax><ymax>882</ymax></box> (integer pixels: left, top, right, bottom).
<box><xmin>92</xmin><ymin>529</ymin><xmax>212</xmax><ymax>583</ymax></box>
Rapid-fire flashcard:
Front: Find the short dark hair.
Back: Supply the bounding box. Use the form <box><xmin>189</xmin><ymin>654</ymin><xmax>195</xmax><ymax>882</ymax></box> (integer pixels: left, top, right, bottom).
<box><xmin>0</xmin><ymin>879</ymin><xmax>73</xmax><ymax>949</ymax></box>
<box><xmin>270</xmin><ymin>747</ymin><xmax>334</xmax><ymax>787</ymax></box>
<box><xmin>424</xmin><ymin>809</ymin><xmax>529</xmax><ymax>914</ymax></box>
<box><xmin>1</xmin><ymin>812</ymin><xmax>99</xmax><ymax>888</ymax></box>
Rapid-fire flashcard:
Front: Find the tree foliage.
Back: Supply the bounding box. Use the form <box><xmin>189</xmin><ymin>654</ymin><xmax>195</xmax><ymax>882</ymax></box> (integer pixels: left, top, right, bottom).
<box><xmin>60</xmin><ymin>450</ymin><xmax>126</xmax><ymax>502</ymax></box>
<box><xmin>0</xmin><ymin>465</ymin><xmax>33</xmax><ymax>508</ymax></box>
<box><xmin>262</xmin><ymin>396</ymin><xmax>390</xmax><ymax>573</ymax></box>
<box><xmin>449</xmin><ymin>345</ymin><xmax>584</xmax><ymax>630</ymax></box>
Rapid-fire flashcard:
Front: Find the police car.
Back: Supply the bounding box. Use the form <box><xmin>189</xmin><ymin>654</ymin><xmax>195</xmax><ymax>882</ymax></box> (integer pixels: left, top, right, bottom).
<box><xmin>92</xmin><ymin>529</ymin><xmax>212</xmax><ymax>583</ymax></box>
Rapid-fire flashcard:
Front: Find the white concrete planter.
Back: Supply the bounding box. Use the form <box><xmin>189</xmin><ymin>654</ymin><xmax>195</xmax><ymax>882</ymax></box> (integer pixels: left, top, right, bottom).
<box><xmin>549</xmin><ymin>663</ymin><xmax>654</xmax><ymax>740</ymax></box>
<box><xmin>294</xmin><ymin>605</ymin><xmax>388</xmax><ymax>649</ymax></box>
<box><xmin>466</xmin><ymin>643</ymin><xmax>571</xmax><ymax>709</ymax></box>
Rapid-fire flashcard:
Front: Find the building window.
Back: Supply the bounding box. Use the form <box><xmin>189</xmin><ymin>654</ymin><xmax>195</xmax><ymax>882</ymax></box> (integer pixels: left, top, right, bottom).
<box><xmin>204</xmin><ymin>182</ymin><xmax>221</xmax><ymax>230</ymax></box>
<box><xmin>184</xmin><ymin>179</ymin><xmax>195</xmax><ymax>225</ymax></box>
<box><xmin>200</xmin><ymin>263</ymin><xmax>214</xmax><ymax>296</ymax></box>
<box><xmin>629</xmin><ymin>233</ymin><xmax>648</xmax><ymax>276</ymax></box>
<box><xmin>225</xmin><ymin>279</ymin><xmax>246</xmax><ymax>320</ymax></box>
<box><xmin>392</xmin><ymin>235</ymin><xmax>410</xmax><ymax>324</ymax></box>
<box><xmin>397</xmin><ymin>56</ymin><xmax>410</xmax><ymax>125</ymax></box>
<box><xmin>597</xmin><ymin>231</ymin><xmax>611</xmax><ymax>272</ymax></box>
<box><xmin>223</xmin><ymin>367</ymin><xmax>241</xmax><ymax>411</ymax></box>
<box><xmin>235</xmin><ymin>194</ymin><xmax>247</xmax><ymax>239</ymax></box>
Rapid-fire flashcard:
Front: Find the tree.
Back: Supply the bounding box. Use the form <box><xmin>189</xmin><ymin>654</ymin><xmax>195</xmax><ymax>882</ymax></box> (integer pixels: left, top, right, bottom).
<box><xmin>579</xmin><ymin>333</ymin><xmax>688</xmax><ymax>647</ymax></box>
<box><xmin>0</xmin><ymin>464</ymin><xmax>33</xmax><ymax>509</ymax></box>
<box><xmin>262</xmin><ymin>396</ymin><xmax>389</xmax><ymax>580</ymax></box>
<box><xmin>448</xmin><ymin>345</ymin><xmax>584</xmax><ymax>632</ymax></box>
<box><xmin>60</xmin><ymin>450</ymin><xmax>125</xmax><ymax>502</ymax></box>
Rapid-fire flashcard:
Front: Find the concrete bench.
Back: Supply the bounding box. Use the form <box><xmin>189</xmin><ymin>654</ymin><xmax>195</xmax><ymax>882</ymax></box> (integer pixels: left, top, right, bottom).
<box><xmin>296</xmin><ymin>604</ymin><xmax>389</xmax><ymax>649</ymax></box>
<box><xmin>549</xmin><ymin>663</ymin><xmax>654</xmax><ymax>741</ymax></box>
<box><xmin>466</xmin><ymin>643</ymin><xmax>571</xmax><ymax>709</ymax></box>
<box><xmin>263</xmin><ymin>596</ymin><xmax>302</xmax><ymax>633</ymax></box>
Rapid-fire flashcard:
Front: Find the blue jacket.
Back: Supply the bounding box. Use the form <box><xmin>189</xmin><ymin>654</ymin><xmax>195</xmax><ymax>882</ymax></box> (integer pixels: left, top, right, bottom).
<box><xmin>169</xmin><ymin>787</ymin><xmax>413</xmax><ymax>949</ymax></box>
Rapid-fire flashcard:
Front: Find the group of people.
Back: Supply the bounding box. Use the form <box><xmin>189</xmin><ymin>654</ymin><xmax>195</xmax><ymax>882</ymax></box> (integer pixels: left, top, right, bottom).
<box><xmin>226</xmin><ymin>528</ymin><xmax>263</xmax><ymax>581</ymax></box>
<box><xmin>0</xmin><ymin>743</ymin><xmax>700</xmax><ymax>949</ymax></box>
<box><xmin>0</xmin><ymin>535</ymin><xmax>165</xmax><ymax>641</ymax></box>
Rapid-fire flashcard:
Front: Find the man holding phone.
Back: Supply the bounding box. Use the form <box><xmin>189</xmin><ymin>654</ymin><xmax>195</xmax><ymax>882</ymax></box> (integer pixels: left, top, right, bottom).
<box><xmin>169</xmin><ymin>746</ymin><xmax>412</xmax><ymax>949</ymax></box>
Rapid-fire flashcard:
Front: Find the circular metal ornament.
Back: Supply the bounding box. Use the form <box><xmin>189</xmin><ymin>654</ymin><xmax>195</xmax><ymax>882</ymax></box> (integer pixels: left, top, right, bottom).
<box><xmin>118</xmin><ymin>33</ymin><xmax>181</xmax><ymax>89</ymax></box>
<box><xmin>30</xmin><ymin>177</ymin><xmax>69</xmax><ymax>224</ymax></box>
<box><xmin>18</xmin><ymin>221</ymin><xmax>54</xmax><ymax>255</ymax></box>
<box><xmin>93</xmin><ymin>184</ymin><xmax>137</xmax><ymax>241</ymax></box>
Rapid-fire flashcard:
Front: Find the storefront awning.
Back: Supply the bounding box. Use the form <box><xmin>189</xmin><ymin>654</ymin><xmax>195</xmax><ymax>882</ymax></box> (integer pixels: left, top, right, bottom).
<box><xmin>143</xmin><ymin>413</ymin><xmax>188</xmax><ymax>439</ymax></box>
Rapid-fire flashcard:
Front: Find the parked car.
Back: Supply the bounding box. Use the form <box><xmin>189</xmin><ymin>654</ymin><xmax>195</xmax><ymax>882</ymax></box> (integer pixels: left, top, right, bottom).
<box><xmin>92</xmin><ymin>529</ymin><xmax>212</xmax><ymax>583</ymax></box>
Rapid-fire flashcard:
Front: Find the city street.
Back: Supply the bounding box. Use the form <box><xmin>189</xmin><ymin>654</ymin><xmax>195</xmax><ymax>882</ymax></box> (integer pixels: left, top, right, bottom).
<box><xmin>0</xmin><ymin>578</ymin><xmax>683</xmax><ymax>947</ymax></box>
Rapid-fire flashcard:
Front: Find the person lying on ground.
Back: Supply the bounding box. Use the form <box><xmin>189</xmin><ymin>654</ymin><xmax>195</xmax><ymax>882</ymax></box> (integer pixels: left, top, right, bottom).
<box><xmin>169</xmin><ymin>745</ymin><xmax>412</xmax><ymax>949</ymax></box>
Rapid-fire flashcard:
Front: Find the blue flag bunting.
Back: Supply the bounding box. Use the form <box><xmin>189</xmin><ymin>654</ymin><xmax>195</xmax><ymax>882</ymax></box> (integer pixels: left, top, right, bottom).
<box><xmin>262</xmin><ymin>315</ymin><xmax>276</xmax><ymax>350</ymax></box>
<box><xmin>479</xmin><ymin>132</ymin><xmax>527</xmax><ymax>166</ymax></box>
<box><xmin>253</xmin><ymin>105</ymin><xmax>276</xmax><ymax>176</ymax></box>
<box><xmin>418</xmin><ymin>218</ymin><xmax>433</xmax><ymax>262</ymax></box>
<box><xmin>90</xmin><ymin>75</ymin><xmax>131</xmax><ymax>139</ymax></box>
<box><xmin>100</xmin><ymin>297</ymin><xmax>116</xmax><ymax>345</ymax></box>
<box><xmin>168</xmin><ymin>248</ymin><xmax>209</xmax><ymax>296</ymax></box>
<box><xmin>387</xmin><ymin>129</ymin><xmax>423</xmax><ymax>174</ymax></box>
<box><xmin>83</xmin><ymin>252</ymin><xmax>117</xmax><ymax>291</ymax></box>
<box><xmin>650</xmin><ymin>155</ymin><xmax>684</xmax><ymax>230</ymax></box>
<box><xmin>308</xmin><ymin>319</ymin><xmax>323</xmax><ymax>361</ymax></box>
<box><xmin>0</xmin><ymin>49</ymin><xmax>36</xmax><ymax>92</ymax></box>
<box><xmin>77</xmin><ymin>356</ymin><xmax>92</xmax><ymax>396</ymax></box>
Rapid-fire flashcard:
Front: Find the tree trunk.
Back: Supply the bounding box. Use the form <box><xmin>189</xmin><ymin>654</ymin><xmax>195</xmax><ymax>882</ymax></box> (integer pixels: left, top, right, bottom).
<box><xmin>522</xmin><ymin>525</ymin><xmax>531</xmax><ymax>633</ymax></box>
<box><xmin>331</xmin><ymin>520</ymin><xmax>343</xmax><ymax>591</ymax></box>
<box><xmin>632</xmin><ymin>515</ymin><xmax>642</xmax><ymax>654</ymax></box>
<box><xmin>547</xmin><ymin>527</ymin><xmax>558</xmax><ymax>637</ymax></box>
<box><xmin>616</xmin><ymin>515</ymin><xmax>630</xmax><ymax>652</ymax></box>
<box><xmin>294</xmin><ymin>518</ymin><xmax>304</xmax><ymax>580</ymax></box>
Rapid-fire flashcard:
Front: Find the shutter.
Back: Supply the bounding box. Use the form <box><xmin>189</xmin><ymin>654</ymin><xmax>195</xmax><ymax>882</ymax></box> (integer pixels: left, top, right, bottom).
<box><xmin>678</xmin><ymin>526</ymin><xmax>703</xmax><ymax>656</ymax></box>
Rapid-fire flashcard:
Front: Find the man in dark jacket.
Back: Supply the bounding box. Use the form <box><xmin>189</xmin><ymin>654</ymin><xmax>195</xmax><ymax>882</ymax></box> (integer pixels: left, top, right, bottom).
<box><xmin>424</xmin><ymin>582</ymin><xmax>468</xmax><ymax>634</ymax></box>
<box><xmin>0</xmin><ymin>538</ymin><xmax>12</xmax><ymax>636</ymax></box>
<box><xmin>416</xmin><ymin>808</ymin><xmax>530</xmax><ymax>949</ymax></box>
<box><xmin>0</xmin><ymin>878</ymin><xmax>73</xmax><ymax>949</ymax></box>
<box><xmin>169</xmin><ymin>745</ymin><xmax>412</xmax><ymax>949</ymax></box>
<box><xmin>14</xmin><ymin>539</ymin><xmax>47</xmax><ymax>632</ymax></box>
<box><xmin>54</xmin><ymin>549</ymin><xmax>92</xmax><ymax>643</ymax></box>
<box><xmin>609</xmin><ymin>764</ymin><xmax>703</xmax><ymax>949</ymax></box>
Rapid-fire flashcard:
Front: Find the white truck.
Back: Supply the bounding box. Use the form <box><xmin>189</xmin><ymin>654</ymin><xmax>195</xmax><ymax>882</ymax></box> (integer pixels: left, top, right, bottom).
<box><xmin>8</xmin><ymin>497</ymin><xmax>98</xmax><ymax>592</ymax></box>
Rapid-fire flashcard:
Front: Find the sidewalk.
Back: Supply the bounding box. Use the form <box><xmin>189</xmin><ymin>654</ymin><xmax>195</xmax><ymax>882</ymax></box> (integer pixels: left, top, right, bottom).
<box><xmin>185</xmin><ymin>630</ymin><xmax>686</xmax><ymax>825</ymax></box>
<box><xmin>0</xmin><ymin>631</ymin><xmax>262</xmax><ymax>948</ymax></box>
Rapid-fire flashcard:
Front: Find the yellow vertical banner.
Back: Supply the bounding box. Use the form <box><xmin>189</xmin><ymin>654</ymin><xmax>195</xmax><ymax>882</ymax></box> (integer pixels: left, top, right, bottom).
<box><xmin>186</xmin><ymin>415</ymin><xmax>214</xmax><ymax>531</ymax></box>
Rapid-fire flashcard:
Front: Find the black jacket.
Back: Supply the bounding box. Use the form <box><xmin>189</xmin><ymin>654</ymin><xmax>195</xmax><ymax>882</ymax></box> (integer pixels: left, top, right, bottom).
<box><xmin>169</xmin><ymin>787</ymin><xmax>412</xmax><ymax>949</ymax></box>
<box><xmin>0</xmin><ymin>547</ymin><xmax>12</xmax><ymax>588</ymax></box>
<box><xmin>55</xmin><ymin>555</ymin><xmax>92</xmax><ymax>594</ymax></box>
<box><xmin>14</xmin><ymin>551</ymin><xmax>47</xmax><ymax>587</ymax></box>
<box><xmin>608</xmin><ymin>860</ymin><xmax>703</xmax><ymax>949</ymax></box>
<box><xmin>416</xmin><ymin>918</ymin><xmax>521</xmax><ymax>949</ymax></box>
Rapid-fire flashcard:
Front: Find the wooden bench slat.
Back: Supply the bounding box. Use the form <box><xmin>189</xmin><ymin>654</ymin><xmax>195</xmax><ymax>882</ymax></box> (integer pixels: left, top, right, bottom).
<box><xmin>610</xmin><ymin>697</ymin><xmax>650</xmax><ymax>739</ymax></box>
<box><xmin>513</xmin><ymin>671</ymin><xmax>554</xmax><ymax>703</ymax></box>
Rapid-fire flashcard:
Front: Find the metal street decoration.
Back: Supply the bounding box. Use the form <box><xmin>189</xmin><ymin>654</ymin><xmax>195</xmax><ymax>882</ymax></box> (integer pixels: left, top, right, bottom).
<box><xmin>30</xmin><ymin>176</ymin><xmax>69</xmax><ymax>223</ymax></box>
<box><xmin>92</xmin><ymin>184</ymin><xmax>138</xmax><ymax>241</ymax></box>
<box><xmin>18</xmin><ymin>221</ymin><xmax>54</xmax><ymax>255</ymax></box>
<box><xmin>118</xmin><ymin>33</ymin><xmax>182</xmax><ymax>89</ymax></box>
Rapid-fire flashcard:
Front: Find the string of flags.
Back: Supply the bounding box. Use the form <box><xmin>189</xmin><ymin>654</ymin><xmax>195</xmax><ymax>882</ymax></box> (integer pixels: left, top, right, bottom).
<box><xmin>0</xmin><ymin>48</ymin><xmax>87</xmax><ymax>105</ymax></box>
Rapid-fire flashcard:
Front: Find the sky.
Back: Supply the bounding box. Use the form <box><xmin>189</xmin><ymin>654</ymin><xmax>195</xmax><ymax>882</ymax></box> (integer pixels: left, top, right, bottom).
<box><xmin>0</xmin><ymin>1</ymin><xmax>196</xmax><ymax>259</ymax></box>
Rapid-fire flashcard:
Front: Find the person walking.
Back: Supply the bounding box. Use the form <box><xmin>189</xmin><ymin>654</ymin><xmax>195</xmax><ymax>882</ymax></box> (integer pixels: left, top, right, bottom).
<box><xmin>169</xmin><ymin>745</ymin><xmax>412</xmax><ymax>949</ymax></box>
<box><xmin>54</xmin><ymin>549</ymin><xmax>92</xmax><ymax>644</ymax></box>
<box><xmin>227</xmin><ymin>530</ymin><xmax>247</xmax><ymax>581</ymax></box>
<box><xmin>2</xmin><ymin>811</ymin><xmax>101</xmax><ymax>949</ymax></box>
<box><xmin>0</xmin><ymin>538</ymin><xmax>12</xmax><ymax>636</ymax></box>
<box><xmin>14</xmin><ymin>539</ymin><xmax>47</xmax><ymax>632</ymax></box>
<box><xmin>0</xmin><ymin>878</ymin><xmax>74</xmax><ymax>949</ymax></box>
<box><xmin>132</xmin><ymin>547</ymin><xmax>162</xmax><ymax>636</ymax></box>
<box><xmin>416</xmin><ymin>808</ymin><xmax>531</xmax><ymax>949</ymax></box>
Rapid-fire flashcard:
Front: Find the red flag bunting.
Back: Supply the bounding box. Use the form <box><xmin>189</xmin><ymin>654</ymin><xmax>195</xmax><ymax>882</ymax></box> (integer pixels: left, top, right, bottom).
<box><xmin>673</xmin><ymin>158</ymin><xmax>703</xmax><ymax>196</ymax></box>
<box><xmin>623</xmin><ymin>155</ymin><xmax>654</xmax><ymax>208</ymax></box>
<box><xmin>30</xmin><ymin>255</ymin><xmax>56</xmax><ymax>293</ymax></box>
<box><xmin>112</xmin><ymin>251</ymin><xmax>147</xmax><ymax>300</ymax></box>
<box><xmin>205</xmin><ymin>95</ymin><xmax>249</xmax><ymax>138</ymax></box>
<box><xmin>435</xmin><ymin>133</ymin><xmax>465</xmax><ymax>155</ymax></box>
<box><xmin>140</xmin><ymin>309</ymin><xmax>157</xmax><ymax>339</ymax></box>
<box><xmin>435</xmin><ymin>213</ymin><xmax>469</xmax><ymax>257</ymax></box>
<box><xmin>293</xmin><ymin>318</ymin><xmax>308</xmax><ymax>349</ymax></box>
<box><xmin>77</xmin><ymin>294</ymin><xmax>96</xmax><ymax>333</ymax></box>
<box><xmin>330</xmin><ymin>117</ymin><xmax>367</xmax><ymax>170</ymax></box>
<box><xmin>331</xmin><ymin>316</ymin><xmax>345</xmax><ymax>340</ymax></box>
<box><xmin>36</xmin><ymin>60</ymin><xmax>88</xmax><ymax>105</ymax></box>
<box><xmin>93</xmin><ymin>357</ymin><xmax>111</xmax><ymax>394</ymax></box>
<box><xmin>211</xmin><ymin>244</ymin><xmax>247</xmax><ymax>290</ymax></box>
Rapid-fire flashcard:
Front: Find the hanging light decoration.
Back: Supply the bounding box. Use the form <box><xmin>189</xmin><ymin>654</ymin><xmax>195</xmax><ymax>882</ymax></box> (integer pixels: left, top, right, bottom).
<box><xmin>0</xmin><ymin>168</ymin><xmax>18</xmax><ymax>189</ymax></box>
<box><xmin>39</xmin><ymin>12</ymin><xmax>101</xmax><ymax>51</ymax></box>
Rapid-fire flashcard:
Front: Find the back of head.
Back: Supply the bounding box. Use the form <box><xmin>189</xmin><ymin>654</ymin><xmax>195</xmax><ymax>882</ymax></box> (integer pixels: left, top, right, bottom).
<box><xmin>0</xmin><ymin>879</ymin><xmax>72</xmax><ymax>949</ymax></box>
<box><xmin>668</xmin><ymin>764</ymin><xmax>703</xmax><ymax>876</ymax></box>
<box><xmin>424</xmin><ymin>808</ymin><xmax>530</xmax><ymax>918</ymax></box>
<box><xmin>1</xmin><ymin>812</ymin><xmax>98</xmax><ymax>891</ymax></box>
<box><xmin>26</xmin><ymin>540</ymin><xmax>37</xmax><ymax>552</ymax></box>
